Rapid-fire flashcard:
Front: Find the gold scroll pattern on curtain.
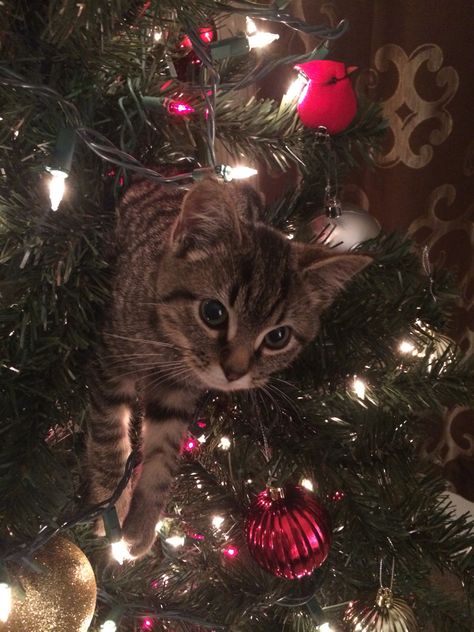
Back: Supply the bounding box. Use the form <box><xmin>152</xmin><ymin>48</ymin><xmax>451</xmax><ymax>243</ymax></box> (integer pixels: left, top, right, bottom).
<box><xmin>371</xmin><ymin>43</ymin><xmax>459</xmax><ymax>169</ymax></box>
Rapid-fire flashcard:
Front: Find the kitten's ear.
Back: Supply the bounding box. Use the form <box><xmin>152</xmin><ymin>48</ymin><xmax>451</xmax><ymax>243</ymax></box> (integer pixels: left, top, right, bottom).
<box><xmin>170</xmin><ymin>178</ymin><xmax>241</xmax><ymax>253</ymax></box>
<box><xmin>233</xmin><ymin>183</ymin><xmax>265</xmax><ymax>222</ymax></box>
<box><xmin>296</xmin><ymin>244</ymin><xmax>373</xmax><ymax>309</ymax></box>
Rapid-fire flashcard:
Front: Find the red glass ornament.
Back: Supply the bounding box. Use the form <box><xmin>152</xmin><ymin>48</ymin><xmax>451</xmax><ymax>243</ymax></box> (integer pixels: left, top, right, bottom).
<box><xmin>245</xmin><ymin>485</ymin><xmax>331</xmax><ymax>580</ymax></box>
<box><xmin>294</xmin><ymin>60</ymin><xmax>357</xmax><ymax>134</ymax></box>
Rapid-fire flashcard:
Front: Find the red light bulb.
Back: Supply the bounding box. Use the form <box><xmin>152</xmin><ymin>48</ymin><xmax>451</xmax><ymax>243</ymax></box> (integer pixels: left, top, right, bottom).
<box><xmin>141</xmin><ymin>617</ymin><xmax>153</xmax><ymax>630</ymax></box>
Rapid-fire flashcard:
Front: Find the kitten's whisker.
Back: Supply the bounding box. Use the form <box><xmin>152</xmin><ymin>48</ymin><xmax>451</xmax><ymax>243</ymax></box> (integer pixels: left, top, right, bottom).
<box><xmin>110</xmin><ymin>360</ymin><xmax>187</xmax><ymax>381</ymax></box>
<box><xmin>145</xmin><ymin>366</ymin><xmax>194</xmax><ymax>392</ymax></box>
<box><xmin>266</xmin><ymin>382</ymin><xmax>302</xmax><ymax>421</ymax></box>
<box><xmin>102</xmin><ymin>332</ymin><xmax>191</xmax><ymax>352</ymax></box>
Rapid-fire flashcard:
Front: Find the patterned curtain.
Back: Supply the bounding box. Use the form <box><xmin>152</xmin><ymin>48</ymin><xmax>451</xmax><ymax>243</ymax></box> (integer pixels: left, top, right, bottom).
<box><xmin>258</xmin><ymin>0</ymin><xmax>474</xmax><ymax>500</ymax></box>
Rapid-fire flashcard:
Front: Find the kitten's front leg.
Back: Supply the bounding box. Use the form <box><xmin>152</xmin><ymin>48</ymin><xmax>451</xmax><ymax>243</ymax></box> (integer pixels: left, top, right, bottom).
<box><xmin>122</xmin><ymin>399</ymin><xmax>191</xmax><ymax>557</ymax></box>
<box><xmin>86</xmin><ymin>371</ymin><xmax>135</xmax><ymax>531</ymax></box>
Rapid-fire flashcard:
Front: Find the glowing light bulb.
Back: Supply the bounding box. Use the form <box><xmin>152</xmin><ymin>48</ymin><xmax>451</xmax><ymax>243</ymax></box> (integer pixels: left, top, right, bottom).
<box><xmin>155</xmin><ymin>520</ymin><xmax>164</xmax><ymax>533</ymax></box>
<box><xmin>218</xmin><ymin>436</ymin><xmax>231</xmax><ymax>450</ymax></box>
<box><xmin>48</xmin><ymin>169</ymin><xmax>68</xmax><ymax>211</ymax></box>
<box><xmin>248</xmin><ymin>31</ymin><xmax>279</xmax><ymax>49</ymax></box>
<box><xmin>222</xmin><ymin>545</ymin><xmax>239</xmax><ymax>558</ymax></box>
<box><xmin>165</xmin><ymin>535</ymin><xmax>185</xmax><ymax>548</ymax></box>
<box><xmin>222</xmin><ymin>165</ymin><xmax>258</xmax><ymax>181</ymax></box>
<box><xmin>0</xmin><ymin>583</ymin><xmax>12</xmax><ymax>623</ymax></box>
<box><xmin>167</xmin><ymin>101</ymin><xmax>195</xmax><ymax>116</ymax></box>
<box><xmin>111</xmin><ymin>539</ymin><xmax>135</xmax><ymax>565</ymax></box>
<box><xmin>100</xmin><ymin>621</ymin><xmax>117</xmax><ymax>632</ymax></box>
<box><xmin>319</xmin><ymin>623</ymin><xmax>334</xmax><ymax>632</ymax></box>
<box><xmin>142</xmin><ymin>617</ymin><xmax>153</xmax><ymax>630</ymax></box>
<box><xmin>284</xmin><ymin>74</ymin><xmax>307</xmax><ymax>102</ymax></box>
<box><xmin>246</xmin><ymin>17</ymin><xmax>257</xmax><ymax>34</ymax></box>
<box><xmin>211</xmin><ymin>515</ymin><xmax>225</xmax><ymax>529</ymax></box>
<box><xmin>399</xmin><ymin>340</ymin><xmax>415</xmax><ymax>354</ymax></box>
<box><xmin>352</xmin><ymin>377</ymin><xmax>366</xmax><ymax>400</ymax></box>
<box><xmin>153</xmin><ymin>29</ymin><xmax>162</xmax><ymax>42</ymax></box>
<box><xmin>300</xmin><ymin>478</ymin><xmax>314</xmax><ymax>492</ymax></box>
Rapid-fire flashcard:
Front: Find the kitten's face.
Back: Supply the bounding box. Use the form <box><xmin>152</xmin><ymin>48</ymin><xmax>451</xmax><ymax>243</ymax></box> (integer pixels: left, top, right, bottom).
<box><xmin>156</xmin><ymin>226</ymin><xmax>318</xmax><ymax>392</ymax></box>
<box><xmin>147</xmin><ymin>178</ymin><xmax>371</xmax><ymax>393</ymax></box>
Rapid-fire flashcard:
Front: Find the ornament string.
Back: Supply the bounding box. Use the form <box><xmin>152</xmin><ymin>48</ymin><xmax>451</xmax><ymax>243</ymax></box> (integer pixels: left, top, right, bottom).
<box><xmin>422</xmin><ymin>245</ymin><xmax>437</xmax><ymax>302</ymax></box>
<box><xmin>379</xmin><ymin>557</ymin><xmax>395</xmax><ymax>590</ymax></box>
<box><xmin>309</xmin><ymin>127</ymin><xmax>344</xmax><ymax>249</ymax></box>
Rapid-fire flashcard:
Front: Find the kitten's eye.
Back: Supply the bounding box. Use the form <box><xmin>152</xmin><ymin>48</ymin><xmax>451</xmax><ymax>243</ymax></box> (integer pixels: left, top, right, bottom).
<box><xmin>263</xmin><ymin>326</ymin><xmax>292</xmax><ymax>350</ymax></box>
<box><xmin>200</xmin><ymin>299</ymin><xmax>228</xmax><ymax>328</ymax></box>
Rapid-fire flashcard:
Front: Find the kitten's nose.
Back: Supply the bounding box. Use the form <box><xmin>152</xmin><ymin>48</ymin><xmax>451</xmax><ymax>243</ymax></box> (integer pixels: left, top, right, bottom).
<box><xmin>223</xmin><ymin>366</ymin><xmax>247</xmax><ymax>382</ymax></box>
<box><xmin>220</xmin><ymin>345</ymin><xmax>251</xmax><ymax>382</ymax></box>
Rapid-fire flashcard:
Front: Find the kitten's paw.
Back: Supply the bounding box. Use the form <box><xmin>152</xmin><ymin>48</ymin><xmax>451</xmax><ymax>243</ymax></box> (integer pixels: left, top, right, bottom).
<box><xmin>122</xmin><ymin>511</ymin><xmax>157</xmax><ymax>558</ymax></box>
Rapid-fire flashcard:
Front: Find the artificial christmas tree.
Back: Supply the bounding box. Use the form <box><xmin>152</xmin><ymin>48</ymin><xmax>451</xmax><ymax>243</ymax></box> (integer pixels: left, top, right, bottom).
<box><xmin>1</xmin><ymin>2</ymin><xmax>473</xmax><ymax>632</ymax></box>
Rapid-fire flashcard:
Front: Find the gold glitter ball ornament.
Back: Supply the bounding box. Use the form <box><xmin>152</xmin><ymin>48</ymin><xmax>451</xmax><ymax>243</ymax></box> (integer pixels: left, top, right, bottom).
<box><xmin>1</xmin><ymin>537</ymin><xmax>96</xmax><ymax>632</ymax></box>
<box><xmin>343</xmin><ymin>587</ymin><xmax>418</xmax><ymax>632</ymax></box>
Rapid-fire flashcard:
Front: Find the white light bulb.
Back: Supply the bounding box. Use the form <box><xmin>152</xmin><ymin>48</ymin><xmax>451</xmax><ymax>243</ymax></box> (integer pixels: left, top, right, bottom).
<box><xmin>353</xmin><ymin>377</ymin><xmax>366</xmax><ymax>400</ymax></box>
<box><xmin>111</xmin><ymin>539</ymin><xmax>134</xmax><ymax>565</ymax></box>
<box><xmin>154</xmin><ymin>29</ymin><xmax>162</xmax><ymax>42</ymax></box>
<box><xmin>155</xmin><ymin>520</ymin><xmax>164</xmax><ymax>533</ymax></box>
<box><xmin>0</xmin><ymin>583</ymin><xmax>12</xmax><ymax>623</ymax></box>
<box><xmin>225</xmin><ymin>165</ymin><xmax>258</xmax><ymax>181</ymax></box>
<box><xmin>48</xmin><ymin>169</ymin><xmax>68</xmax><ymax>211</ymax></box>
<box><xmin>399</xmin><ymin>340</ymin><xmax>415</xmax><ymax>354</ymax></box>
<box><xmin>284</xmin><ymin>75</ymin><xmax>308</xmax><ymax>102</ymax></box>
<box><xmin>300</xmin><ymin>478</ymin><xmax>314</xmax><ymax>492</ymax></box>
<box><xmin>248</xmin><ymin>31</ymin><xmax>279</xmax><ymax>49</ymax></box>
<box><xmin>165</xmin><ymin>535</ymin><xmax>185</xmax><ymax>548</ymax></box>
<box><xmin>100</xmin><ymin>620</ymin><xmax>117</xmax><ymax>632</ymax></box>
<box><xmin>246</xmin><ymin>17</ymin><xmax>257</xmax><ymax>34</ymax></box>
<box><xmin>211</xmin><ymin>515</ymin><xmax>225</xmax><ymax>529</ymax></box>
<box><xmin>218</xmin><ymin>436</ymin><xmax>231</xmax><ymax>450</ymax></box>
<box><xmin>319</xmin><ymin>623</ymin><xmax>334</xmax><ymax>632</ymax></box>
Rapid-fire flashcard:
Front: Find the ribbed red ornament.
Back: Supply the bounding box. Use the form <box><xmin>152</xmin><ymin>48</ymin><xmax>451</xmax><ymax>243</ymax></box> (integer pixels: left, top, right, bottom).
<box><xmin>245</xmin><ymin>485</ymin><xmax>332</xmax><ymax>579</ymax></box>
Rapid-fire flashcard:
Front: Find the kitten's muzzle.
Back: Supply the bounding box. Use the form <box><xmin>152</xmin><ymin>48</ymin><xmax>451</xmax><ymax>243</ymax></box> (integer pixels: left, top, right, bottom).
<box><xmin>220</xmin><ymin>345</ymin><xmax>252</xmax><ymax>382</ymax></box>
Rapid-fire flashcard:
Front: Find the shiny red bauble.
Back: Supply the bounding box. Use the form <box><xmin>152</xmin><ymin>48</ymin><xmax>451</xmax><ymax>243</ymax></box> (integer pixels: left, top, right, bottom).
<box><xmin>295</xmin><ymin>60</ymin><xmax>357</xmax><ymax>134</ymax></box>
<box><xmin>245</xmin><ymin>485</ymin><xmax>332</xmax><ymax>580</ymax></box>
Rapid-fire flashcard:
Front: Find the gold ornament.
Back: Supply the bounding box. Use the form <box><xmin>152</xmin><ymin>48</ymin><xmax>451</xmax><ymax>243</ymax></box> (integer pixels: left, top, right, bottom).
<box><xmin>1</xmin><ymin>537</ymin><xmax>96</xmax><ymax>632</ymax></box>
<box><xmin>343</xmin><ymin>587</ymin><xmax>418</xmax><ymax>632</ymax></box>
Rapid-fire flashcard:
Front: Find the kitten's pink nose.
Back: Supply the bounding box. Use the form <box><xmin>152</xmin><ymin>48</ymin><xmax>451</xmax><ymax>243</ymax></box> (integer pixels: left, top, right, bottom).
<box><xmin>223</xmin><ymin>366</ymin><xmax>247</xmax><ymax>382</ymax></box>
<box><xmin>220</xmin><ymin>345</ymin><xmax>251</xmax><ymax>382</ymax></box>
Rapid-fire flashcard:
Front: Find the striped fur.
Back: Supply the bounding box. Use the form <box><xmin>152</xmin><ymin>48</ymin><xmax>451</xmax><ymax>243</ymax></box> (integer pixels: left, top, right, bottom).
<box><xmin>86</xmin><ymin>177</ymin><xmax>371</xmax><ymax>557</ymax></box>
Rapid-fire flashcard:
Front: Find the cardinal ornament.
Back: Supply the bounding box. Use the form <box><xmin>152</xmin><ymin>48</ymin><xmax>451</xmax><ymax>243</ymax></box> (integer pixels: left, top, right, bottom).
<box><xmin>294</xmin><ymin>60</ymin><xmax>357</xmax><ymax>134</ymax></box>
<box><xmin>343</xmin><ymin>587</ymin><xmax>418</xmax><ymax>632</ymax></box>
<box><xmin>245</xmin><ymin>484</ymin><xmax>331</xmax><ymax>579</ymax></box>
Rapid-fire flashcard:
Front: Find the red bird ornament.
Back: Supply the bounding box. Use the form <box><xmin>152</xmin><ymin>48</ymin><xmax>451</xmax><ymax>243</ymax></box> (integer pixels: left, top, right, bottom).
<box><xmin>295</xmin><ymin>60</ymin><xmax>357</xmax><ymax>134</ymax></box>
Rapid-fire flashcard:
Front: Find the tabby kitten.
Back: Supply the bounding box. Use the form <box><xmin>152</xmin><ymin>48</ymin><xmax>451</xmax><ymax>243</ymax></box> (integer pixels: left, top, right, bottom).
<box><xmin>87</xmin><ymin>177</ymin><xmax>371</xmax><ymax>557</ymax></box>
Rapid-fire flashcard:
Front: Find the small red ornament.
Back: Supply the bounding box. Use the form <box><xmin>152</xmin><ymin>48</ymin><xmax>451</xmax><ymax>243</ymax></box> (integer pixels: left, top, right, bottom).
<box><xmin>294</xmin><ymin>60</ymin><xmax>357</xmax><ymax>134</ymax></box>
<box><xmin>245</xmin><ymin>485</ymin><xmax>331</xmax><ymax>580</ymax></box>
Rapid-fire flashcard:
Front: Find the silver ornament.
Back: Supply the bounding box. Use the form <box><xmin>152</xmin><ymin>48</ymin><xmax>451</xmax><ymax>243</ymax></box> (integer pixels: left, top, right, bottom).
<box><xmin>343</xmin><ymin>587</ymin><xmax>418</xmax><ymax>632</ymax></box>
<box><xmin>310</xmin><ymin>203</ymin><xmax>381</xmax><ymax>252</ymax></box>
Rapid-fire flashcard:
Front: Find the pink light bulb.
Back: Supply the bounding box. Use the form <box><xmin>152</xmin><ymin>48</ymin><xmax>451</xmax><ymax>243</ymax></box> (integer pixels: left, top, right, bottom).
<box><xmin>167</xmin><ymin>101</ymin><xmax>195</xmax><ymax>116</ymax></box>
<box><xmin>141</xmin><ymin>617</ymin><xmax>153</xmax><ymax>630</ymax></box>
<box><xmin>182</xmin><ymin>436</ymin><xmax>198</xmax><ymax>453</ymax></box>
<box><xmin>223</xmin><ymin>545</ymin><xmax>239</xmax><ymax>558</ymax></box>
